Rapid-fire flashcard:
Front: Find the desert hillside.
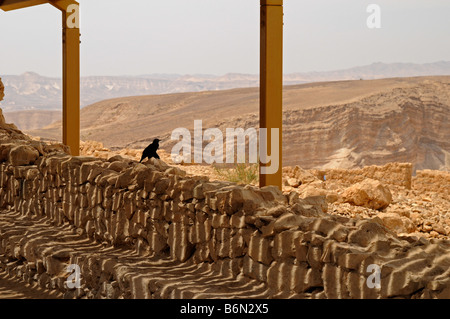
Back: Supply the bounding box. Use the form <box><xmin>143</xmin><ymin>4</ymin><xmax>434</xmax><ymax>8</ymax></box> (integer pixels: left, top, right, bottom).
<box><xmin>27</xmin><ymin>76</ymin><xmax>450</xmax><ymax>172</ymax></box>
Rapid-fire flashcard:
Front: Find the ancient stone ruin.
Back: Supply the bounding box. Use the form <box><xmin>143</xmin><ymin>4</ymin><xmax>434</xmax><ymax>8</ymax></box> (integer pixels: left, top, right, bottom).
<box><xmin>0</xmin><ymin>77</ymin><xmax>450</xmax><ymax>299</ymax></box>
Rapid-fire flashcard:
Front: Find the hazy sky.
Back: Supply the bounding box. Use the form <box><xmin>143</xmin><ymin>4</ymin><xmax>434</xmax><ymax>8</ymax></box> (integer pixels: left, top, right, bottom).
<box><xmin>0</xmin><ymin>0</ymin><xmax>449</xmax><ymax>77</ymax></box>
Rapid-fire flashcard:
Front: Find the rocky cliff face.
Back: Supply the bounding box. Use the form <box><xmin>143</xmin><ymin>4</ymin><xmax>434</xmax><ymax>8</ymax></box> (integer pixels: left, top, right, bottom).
<box><xmin>282</xmin><ymin>79</ymin><xmax>450</xmax><ymax>172</ymax></box>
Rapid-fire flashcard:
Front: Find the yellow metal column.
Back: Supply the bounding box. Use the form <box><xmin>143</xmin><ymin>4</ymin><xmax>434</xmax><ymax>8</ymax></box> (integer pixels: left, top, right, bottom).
<box><xmin>51</xmin><ymin>0</ymin><xmax>80</xmax><ymax>156</ymax></box>
<box><xmin>1</xmin><ymin>0</ymin><xmax>81</xmax><ymax>156</ymax></box>
<box><xmin>260</xmin><ymin>0</ymin><xmax>283</xmax><ymax>189</ymax></box>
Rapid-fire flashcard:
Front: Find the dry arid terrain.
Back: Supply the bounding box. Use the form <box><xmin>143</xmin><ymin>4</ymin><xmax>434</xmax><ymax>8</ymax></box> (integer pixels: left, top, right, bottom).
<box><xmin>0</xmin><ymin>76</ymin><xmax>449</xmax><ymax>299</ymax></box>
<box><xmin>27</xmin><ymin>76</ymin><xmax>450</xmax><ymax>172</ymax></box>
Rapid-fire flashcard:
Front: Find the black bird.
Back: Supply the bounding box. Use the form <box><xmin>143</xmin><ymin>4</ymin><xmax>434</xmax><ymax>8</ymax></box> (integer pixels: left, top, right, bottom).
<box><xmin>139</xmin><ymin>139</ymin><xmax>161</xmax><ymax>163</ymax></box>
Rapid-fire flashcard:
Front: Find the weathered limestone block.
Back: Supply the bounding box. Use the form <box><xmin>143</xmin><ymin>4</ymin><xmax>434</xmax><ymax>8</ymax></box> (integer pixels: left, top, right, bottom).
<box><xmin>107</xmin><ymin>154</ymin><xmax>130</xmax><ymax>163</ymax></box>
<box><xmin>107</xmin><ymin>160</ymin><xmax>128</xmax><ymax>172</ymax></box>
<box><xmin>272</xmin><ymin>230</ymin><xmax>303</xmax><ymax>260</ymax></box>
<box><xmin>254</xmin><ymin>186</ymin><xmax>287</xmax><ymax>206</ymax></box>
<box><xmin>8</xmin><ymin>145</ymin><xmax>40</xmax><ymax>166</ymax></box>
<box><xmin>131</xmin><ymin>164</ymin><xmax>154</xmax><ymax>189</ymax></box>
<box><xmin>336</xmin><ymin>249</ymin><xmax>372</xmax><ymax>271</ymax></box>
<box><xmin>13</xmin><ymin>165</ymin><xmax>29</xmax><ymax>179</ymax></box>
<box><xmin>291</xmin><ymin>200</ymin><xmax>328</xmax><ymax>218</ymax></box>
<box><xmin>39</xmin><ymin>155</ymin><xmax>66</xmax><ymax>175</ymax></box>
<box><xmin>128</xmin><ymin>221</ymin><xmax>146</xmax><ymax>239</ymax></box>
<box><xmin>0</xmin><ymin>144</ymin><xmax>15</xmax><ymax>163</ymax></box>
<box><xmin>321</xmin><ymin>264</ymin><xmax>372</xmax><ymax>299</ymax></box>
<box><xmin>162</xmin><ymin>201</ymin><xmax>174</xmax><ymax>221</ymax></box>
<box><xmin>25</xmin><ymin>167</ymin><xmax>40</xmax><ymax>181</ymax></box>
<box><xmin>306</xmin><ymin>246</ymin><xmax>324</xmax><ymax>269</ymax></box>
<box><xmin>111</xmin><ymin>208</ymin><xmax>130</xmax><ymax>244</ymax></box>
<box><xmin>154</xmin><ymin>177</ymin><xmax>170</xmax><ymax>195</ymax></box>
<box><xmin>177</xmin><ymin>178</ymin><xmax>198</xmax><ymax>201</ymax></box>
<box><xmin>193</xmin><ymin>182</ymin><xmax>225</xmax><ymax>201</ymax></box>
<box><xmin>146</xmin><ymin>157</ymin><xmax>170</xmax><ymax>171</ymax></box>
<box><xmin>115</xmin><ymin>167</ymin><xmax>134</xmax><ymax>189</ymax></box>
<box><xmin>261</xmin><ymin>212</ymin><xmax>315</xmax><ymax>237</ymax></box>
<box><xmin>43</xmin><ymin>249</ymin><xmax>73</xmax><ymax>276</ymax></box>
<box><xmin>101</xmin><ymin>191</ymin><xmax>113</xmax><ymax>211</ymax></box>
<box><xmin>299</xmin><ymin>185</ymin><xmax>340</xmax><ymax>204</ymax></box>
<box><xmin>91</xmin><ymin>169</ymin><xmax>115</xmax><ymax>187</ymax></box>
<box><xmin>243</xmin><ymin>255</ymin><xmax>269</xmax><ymax>282</ymax></box>
<box><xmin>342</xmin><ymin>178</ymin><xmax>392</xmax><ymax>210</ymax></box>
<box><xmin>146</xmin><ymin>230</ymin><xmax>168</xmax><ymax>255</ymax></box>
<box><xmin>310</xmin><ymin>217</ymin><xmax>342</xmax><ymax>237</ymax></box>
<box><xmin>348</xmin><ymin>220</ymin><xmax>392</xmax><ymax>247</ymax></box>
<box><xmin>230</xmin><ymin>212</ymin><xmax>247</xmax><ymax>228</ymax></box>
<box><xmin>283</xmin><ymin>165</ymin><xmax>321</xmax><ymax>186</ymax></box>
<box><xmin>380</xmin><ymin>261</ymin><xmax>428</xmax><ymax>298</ymax></box>
<box><xmin>85</xmin><ymin>183</ymin><xmax>99</xmax><ymax>208</ymax></box>
<box><xmin>130</xmin><ymin>208</ymin><xmax>147</xmax><ymax>228</ymax></box>
<box><xmin>79</xmin><ymin>161</ymin><xmax>103</xmax><ymax>184</ymax></box>
<box><xmin>143</xmin><ymin>171</ymin><xmax>163</xmax><ymax>193</ymax></box>
<box><xmin>211</xmin><ymin>213</ymin><xmax>230</xmax><ymax>228</ymax></box>
<box><xmin>123</xmin><ymin>191</ymin><xmax>136</xmax><ymax>219</ymax></box>
<box><xmin>320</xmin><ymin>163</ymin><xmax>413</xmax><ymax>189</ymax></box>
<box><xmin>188</xmin><ymin>219</ymin><xmax>212</xmax><ymax>244</ymax></box>
<box><xmin>413</xmin><ymin>170</ymin><xmax>450</xmax><ymax>194</ymax></box>
<box><xmin>211</xmin><ymin>258</ymin><xmax>244</xmax><ymax>278</ymax></box>
<box><xmin>61</xmin><ymin>156</ymin><xmax>98</xmax><ymax>185</ymax></box>
<box><xmin>191</xmin><ymin>242</ymin><xmax>213</xmax><ymax>263</ymax></box>
<box><xmin>111</xmin><ymin>191</ymin><xmax>124</xmax><ymax>212</ymax></box>
<box><xmin>211</xmin><ymin>186</ymin><xmax>262</xmax><ymax>214</ymax></box>
<box><xmin>165</xmin><ymin>167</ymin><xmax>187</xmax><ymax>177</ymax></box>
<box><xmin>212</xmin><ymin>228</ymin><xmax>228</xmax><ymax>255</ymax></box>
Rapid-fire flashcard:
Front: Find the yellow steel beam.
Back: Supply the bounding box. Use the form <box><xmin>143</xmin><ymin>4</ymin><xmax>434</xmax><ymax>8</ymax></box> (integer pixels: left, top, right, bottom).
<box><xmin>50</xmin><ymin>0</ymin><xmax>80</xmax><ymax>156</ymax></box>
<box><xmin>0</xmin><ymin>0</ymin><xmax>47</xmax><ymax>11</ymax></box>
<box><xmin>260</xmin><ymin>0</ymin><xmax>283</xmax><ymax>189</ymax></box>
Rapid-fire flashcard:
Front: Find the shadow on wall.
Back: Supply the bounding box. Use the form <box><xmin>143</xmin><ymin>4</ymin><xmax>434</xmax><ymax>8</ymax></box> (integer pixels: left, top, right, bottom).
<box><xmin>0</xmin><ymin>77</ymin><xmax>4</xmax><ymax>101</ymax></box>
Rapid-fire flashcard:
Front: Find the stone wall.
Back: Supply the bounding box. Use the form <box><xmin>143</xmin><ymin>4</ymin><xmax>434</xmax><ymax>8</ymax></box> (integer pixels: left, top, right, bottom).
<box><xmin>1</xmin><ymin>141</ymin><xmax>450</xmax><ymax>299</ymax></box>
<box><xmin>311</xmin><ymin>163</ymin><xmax>413</xmax><ymax>189</ymax></box>
<box><xmin>413</xmin><ymin>169</ymin><xmax>450</xmax><ymax>195</ymax></box>
<box><xmin>0</xmin><ymin>77</ymin><xmax>4</xmax><ymax>101</ymax></box>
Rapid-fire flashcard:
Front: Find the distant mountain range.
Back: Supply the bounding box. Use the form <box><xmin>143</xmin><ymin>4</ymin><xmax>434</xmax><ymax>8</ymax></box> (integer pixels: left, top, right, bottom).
<box><xmin>1</xmin><ymin>61</ymin><xmax>450</xmax><ymax>111</ymax></box>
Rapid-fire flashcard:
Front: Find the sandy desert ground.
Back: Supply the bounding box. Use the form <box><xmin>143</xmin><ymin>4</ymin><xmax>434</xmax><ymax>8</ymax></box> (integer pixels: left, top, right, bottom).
<box><xmin>26</xmin><ymin>76</ymin><xmax>450</xmax><ymax>172</ymax></box>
